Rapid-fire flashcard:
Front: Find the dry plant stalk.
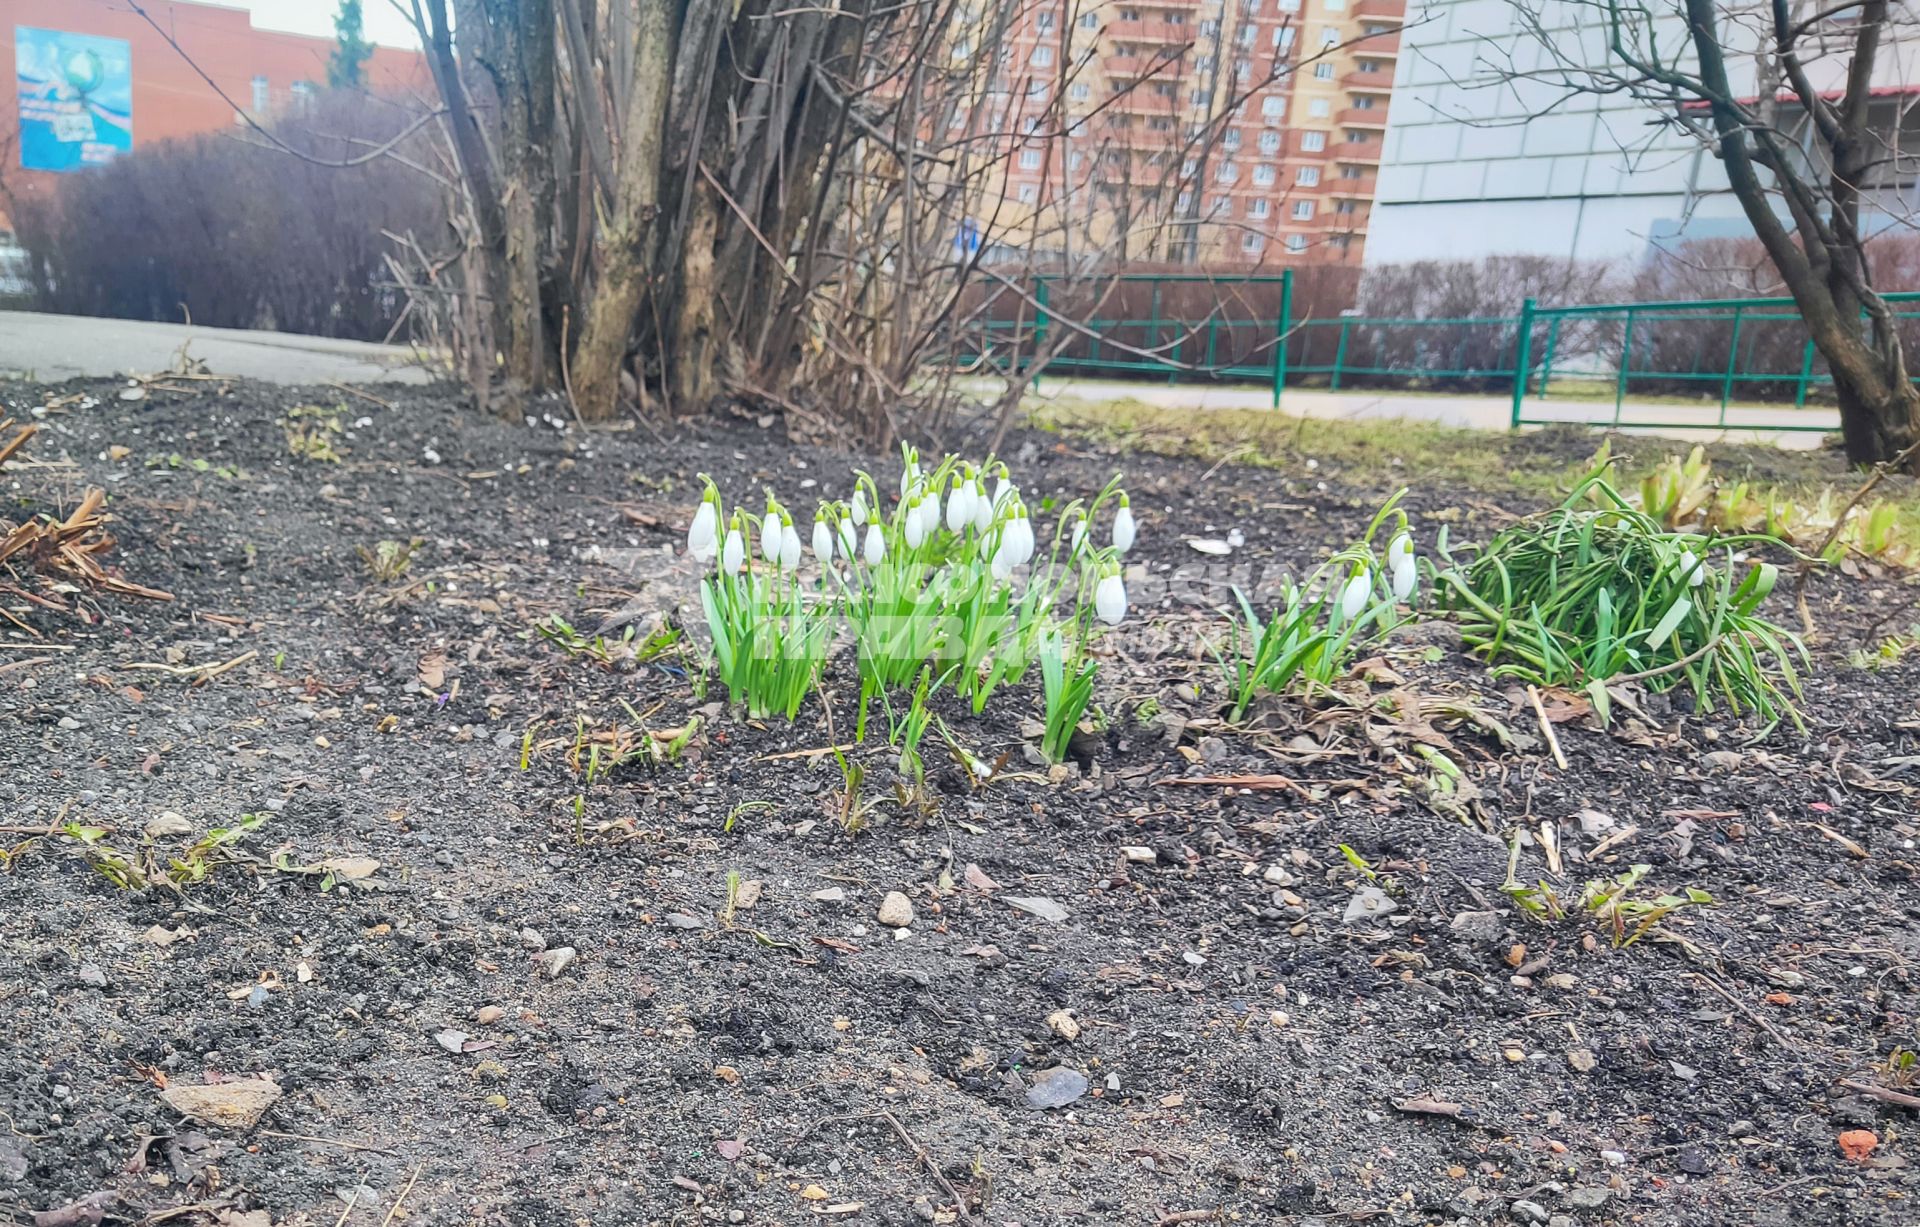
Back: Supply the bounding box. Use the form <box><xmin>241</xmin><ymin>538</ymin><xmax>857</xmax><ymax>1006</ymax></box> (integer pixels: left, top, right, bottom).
<box><xmin>0</xmin><ymin>436</ymin><xmax>173</xmax><ymax>604</ymax></box>
<box><xmin>0</xmin><ymin>417</ymin><xmax>36</xmax><ymax>470</ymax></box>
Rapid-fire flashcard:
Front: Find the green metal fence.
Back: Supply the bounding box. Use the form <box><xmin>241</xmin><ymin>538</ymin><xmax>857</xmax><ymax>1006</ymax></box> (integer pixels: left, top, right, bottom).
<box><xmin>960</xmin><ymin>272</ymin><xmax>1920</xmax><ymax>434</ymax></box>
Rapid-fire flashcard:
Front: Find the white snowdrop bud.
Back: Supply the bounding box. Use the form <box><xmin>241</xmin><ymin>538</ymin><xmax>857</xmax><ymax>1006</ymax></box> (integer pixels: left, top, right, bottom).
<box><xmin>864</xmin><ymin>523</ymin><xmax>885</xmax><ymax>566</ymax></box>
<box><xmin>1112</xmin><ymin>497</ymin><xmax>1136</xmax><ymax>554</ymax></box>
<box><xmin>1095</xmin><ymin>570</ymin><xmax>1128</xmax><ymax>626</ymax></box>
<box><xmin>687</xmin><ymin>497</ymin><xmax>718</xmax><ymax>562</ymax></box>
<box><xmin>779</xmin><ymin>523</ymin><xmax>803</xmax><ymax>571</ymax></box>
<box><xmin>721</xmin><ymin>523</ymin><xmax>746</xmax><ymax>575</ymax></box>
<box><xmin>1391</xmin><ymin>556</ymin><xmax>1418</xmax><ymax>603</ymax></box>
<box><xmin>812</xmin><ymin>518</ymin><xmax>834</xmax><ymax>563</ymax></box>
<box><xmin>1338</xmin><ymin>570</ymin><xmax>1372</xmax><ymax>622</ymax></box>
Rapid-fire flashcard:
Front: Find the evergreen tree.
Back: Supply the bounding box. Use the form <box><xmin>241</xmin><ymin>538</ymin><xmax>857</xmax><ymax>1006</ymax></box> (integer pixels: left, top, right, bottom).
<box><xmin>327</xmin><ymin>0</ymin><xmax>374</xmax><ymax>89</ymax></box>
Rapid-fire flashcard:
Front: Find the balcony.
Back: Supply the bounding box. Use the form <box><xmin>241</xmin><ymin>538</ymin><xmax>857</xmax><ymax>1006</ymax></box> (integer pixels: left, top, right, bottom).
<box><xmin>1342</xmin><ymin>71</ymin><xmax>1394</xmax><ymax>94</ymax></box>
<box><xmin>1353</xmin><ymin>27</ymin><xmax>1402</xmax><ymax>55</ymax></box>
<box><xmin>1337</xmin><ymin>107</ymin><xmax>1389</xmax><ymax>128</ymax></box>
<box><xmin>1334</xmin><ymin>145</ymin><xmax>1381</xmax><ymax>165</ymax></box>
<box><xmin>1105</xmin><ymin>52</ymin><xmax>1187</xmax><ymax>81</ymax></box>
<box><xmin>1351</xmin><ymin>0</ymin><xmax>1407</xmax><ymax>21</ymax></box>
<box><xmin>1109</xmin><ymin>91</ymin><xmax>1184</xmax><ymax>118</ymax></box>
<box><xmin>1107</xmin><ymin>18</ymin><xmax>1196</xmax><ymax>45</ymax></box>
<box><xmin>1327</xmin><ymin>175</ymin><xmax>1377</xmax><ymax>198</ymax></box>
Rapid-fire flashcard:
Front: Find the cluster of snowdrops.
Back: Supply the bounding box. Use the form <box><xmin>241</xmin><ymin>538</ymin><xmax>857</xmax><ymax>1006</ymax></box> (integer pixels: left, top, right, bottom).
<box><xmin>681</xmin><ymin>447</ymin><xmax>1432</xmax><ymax>764</ymax></box>
<box><xmin>676</xmin><ymin>449</ymin><xmax>1809</xmax><ymax>775</ymax></box>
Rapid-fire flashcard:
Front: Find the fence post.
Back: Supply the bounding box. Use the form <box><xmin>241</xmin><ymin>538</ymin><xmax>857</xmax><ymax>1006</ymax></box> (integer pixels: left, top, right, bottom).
<box><xmin>1331</xmin><ymin>320</ymin><xmax>1351</xmax><ymax>390</ymax></box>
<box><xmin>1613</xmin><ymin>307</ymin><xmax>1636</xmax><ymax>427</ymax></box>
<box><xmin>1033</xmin><ymin>277</ymin><xmax>1050</xmax><ymax>393</ymax></box>
<box><xmin>1538</xmin><ymin>317</ymin><xmax>1561</xmax><ymax>399</ymax></box>
<box><xmin>1272</xmin><ymin>268</ymin><xmax>1293</xmax><ymax>409</ymax></box>
<box><xmin>1719</xmin><ymin>304</ymin><xmax>1744</xmax><ymax>424</ymax></box>
<box><xmin>1204</xmin><ymin>317</ymin><xmax>1218</xmax><ymax>370</ymax></box>
<box><xmin>1149</xmin><ymin>279</ymin><xmax>1163</xmax><ymax>382</ymax></box>
<box><xmin>1510</xmin><ymin>297</ymin><xmax>1537</xmax><ymax>428</ymax></box>
<box><xmin>1795</xmin><ymin>336</ymin><xmax>1816</xmax><ymax>408</ymax></box>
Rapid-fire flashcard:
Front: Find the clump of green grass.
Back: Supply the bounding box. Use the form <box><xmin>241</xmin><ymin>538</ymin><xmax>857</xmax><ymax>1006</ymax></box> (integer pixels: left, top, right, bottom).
<box><xmin>1433</xmin><ymin>464</ymin><xmax>1807</xmax><ymax>726</ymax></box>
<box><xmin>358</xmin><ymin>538</ymin><xmax>420</xmax><ymax>582</ymax></box>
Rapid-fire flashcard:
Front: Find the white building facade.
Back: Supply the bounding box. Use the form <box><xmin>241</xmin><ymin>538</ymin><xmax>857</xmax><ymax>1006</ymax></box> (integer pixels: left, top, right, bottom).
<box><xmin>1366</xmin><ymin>0</ymin><xmax>1920</xmax><ymax>265</ymax></box>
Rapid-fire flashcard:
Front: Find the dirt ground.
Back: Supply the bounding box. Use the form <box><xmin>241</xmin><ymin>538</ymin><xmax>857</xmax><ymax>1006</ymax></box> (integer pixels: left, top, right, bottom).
<box><xmin>1</xmin><ymin>377</ymin><xmax>1917</xmax><ymax>1227</ymax></box>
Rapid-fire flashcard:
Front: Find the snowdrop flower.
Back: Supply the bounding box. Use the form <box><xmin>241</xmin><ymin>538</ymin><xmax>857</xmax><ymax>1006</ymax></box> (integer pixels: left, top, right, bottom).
<box><xmin>899</xmin><ymin>447</ymin><xmax>920</xmax><ymax>497</ymax></box>
<box><xmin>946</xmin><ymin>472</ymin><xmax>973</xmax><ymax>534</ymax></box>
<box><xmin>1007</xmin><ymin>504</ymin><xmax>1036</xmax><ymax>566</ymax></box>
<box><xmin>864</xmin><ymin>523</ymin><xmax>885</xmax><ymax>566</ymax></box>
<box><xmin>990</xmin><ymin>539</ymin><xmax>1017</xmax><ymax>582</ymax></box>
<box><xmin>721</xmin><ymin>515</ymin><xmax>747</xmax><ymax>575</ymax></box>
<box><xmin>850</xmin><ymin>487</ymin><xmax>869</xmax><ymax>527</ymax></box>
<box><xmin>1338</xmin><ymin>569</ymin><xmax>1372</xmax><ymax>622</ymax></box>
<box><xmin>1391</xmin><ymin>556</ymin><xmax>1418</xmax><ymax>602</ymax></box>
<box><xmin>761</xmin><ymin>497</ymin><xmax>783</xmax><ymax>564</ymax></box>
<box><xmin>904</xmin><ymin>496</ymin><xmax>928</xmax><ymax>549</ymax></box>
<box><xmin>1676</xmin><ymin>548</ymin><xmax>1706</xmax><ymax>587</ymax></box>
<box><xmin>1387</xmin><ymin>531</ymin><xmax>1413</xmax><ymax>569</ymax></box>
<box><xmin>1069</xmin><ymin>515</ymin><xmax>1088</xmax><ymax>556</ymax></box>
<box><xmin>687</xmin><ymin>483</ymin><xmax>720</xmax><ymax>563</ymax></box>
<box><xmin>970</xmin><ymin>476</ymin><xmax>993</xmax><ymax>531</ymax></box>
<box><xmin>836</xmin><ymin>512</ymin><xmax>858</xmax><ymax>559</ymax></box>
<box><xmin>921</xmin><ymin>482</ymin><xmax>941</xmax><ymax>538</ymax></box>
<box><xmin>779</xmin><ymin>520</ymin><xmax>803</xmax><ymax>571</ymax></box>
<box><xmin>1094</xmin><ymin>565</ymin><xmax>1128</xmax><ymax>626</ymax></box>
<box><xmin>1112</xmin><ymin>493</ymin><xmax>1136</xmax><ymax>554</ymax></box>
<box><xmin>812</xmin><ymin>515</ymin><xmax>834</xmax><ymax>564</ymax></box>
<box><xmin>992</xmin><ymin>468</ymin><xmax>1018</xmax><ymax>511</ymax></box>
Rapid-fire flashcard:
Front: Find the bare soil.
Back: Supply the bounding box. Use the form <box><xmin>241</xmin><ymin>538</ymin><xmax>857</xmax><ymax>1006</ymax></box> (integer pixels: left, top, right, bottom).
<box><xmin>1</xmin><ymin>377</ymin><xmax>1916</xmax><ymax>1227</ymax></box>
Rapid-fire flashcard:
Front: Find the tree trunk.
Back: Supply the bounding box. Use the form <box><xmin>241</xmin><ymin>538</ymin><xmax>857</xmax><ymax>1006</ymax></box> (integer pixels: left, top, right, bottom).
<box><xmin>668</xmin><ymin>187</ymin><xmax>720</xmax><ymax>412</ymax></box>
<box><xmin>570</xmin><ymin>0</ymin><xmax>676</xmax><ymax>421</ymax></box>
<box><xmin>1832</xmin><ymin>369</ymin><xmax>1920</xmax><ymax>471</ymax></box>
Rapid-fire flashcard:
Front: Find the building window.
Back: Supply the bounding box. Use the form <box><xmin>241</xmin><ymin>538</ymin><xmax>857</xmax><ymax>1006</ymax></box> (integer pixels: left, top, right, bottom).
<box><xmin>1029</xmin><ymin>81</ymin><xmax>1048</xmax><ymax>101</ymax></box>
<box><xmin>1019</xmin><ymin>149</ymin><xmax>1043</xmax><ymax>169</ymax></box>
<box><xmin>1080</xmin><ymin>11</ymin><xmax>1100</xmax><ymax>28</ymax></box>
<box><xmin>1314</xmin><ymin>62</ymin><xmax>1335</xmax><ymax>79</ymax></box>
<box><xmin>1177</xmin><ymin>191</ymin><xmax>1192</xmax><ymax>211</ymax></box>
<box><xmin>251</xmin><ymin>75</ymin><xmax>270</xmax><ymax>112</ymax></box>
<box><xmin>1309</xmin><ymin>98</ymin><xmax>1331</xmax><ymax>118</ymax></box>
<box><xmin>1237</xmin><ymin>25</ymin><xmax>1257</xmax><ymax>46</ymax></box>
<box><xmin>1320</xmin><ymin>26</ymin><xmax>1340</xmax><ymax>46</ymax></box>
<box><xmin>1331</xmin><ymin>234</ymin><xmax>1351</xmax><ymax>250</ymax></box>
<box><xmin>1353</xmin><ymin>95</ymin><xmax>1376</xmax><ymax>109</ymax></box>
<box><xmin>1261</xmin><ymin>96</ymin><xmax>1285</xmax><ymax>119</ymax></box>
<box><xmin>1243</xmin><ymin>233</ymin><xmax>1265</xmax><ymax>253</ymax></box>
<box><xmin>1252</xmin><ymin>163</ymin><xmax>1276</xmax><ymax>185</ymax></box>
<box><xmin>1285</xmin><ymin>234</ymin><xmax>1308</xmax><ymax>252</ymax></box>
<box><xmin>1070</xmin><ymin>82</ymin><xmax>1091</xmax><ymax>101</ymax></box>
<box><xmin>1297</xmin><ymin>166</ymin><xmax>1321</xmax><ymax>185</ymax></box>
<box><xmin>1217</xmin><ymin>161</ymin><xmax>1239</xmax><ymax>183</ymax></box>
<box><xmin>1301</xmin><ymin>130</ymin><xmax>1326</xmax><ymax>151</ymax></box>
<box><xmin>1223</xmin><ymin>128</ymin><xmax>1241</xmax><ymax>149</ymax></box>
<box><xmin>1209</xmin><ymin>195</ymin><xmax>1230</xmax><ymax>214</ymax></box>
<box><xmin>1279</xmin><ymin>0</ymin><xmax>1301</xmax><ymax>10</ymax></box>
<box><xmin>1032</xmin><ymin>46</ymin><xmax>1054</xmax><ymax>67</ymax></box>
<box><xmin>1070</xmin><ymin>150</ymin><xmax>1086</xmax><ymax>169</ymax></box>
<box><xmin>1153</xmin><ymin>81</ymin><xmax>1177</xmax><ymax>96</ymax></box>
<box><xmin>1200</xmin><ymin>19</ymin><xmax>1220</xmax><ymax>35</ymax></box>
<box><xmin>1018</xmin><ymin>184</ymin><xmax>1039</xmax><ymax>203</ymax></box>
<box><xmin>1258</xmin><ymin>130</ymin><xmax>1281</xmax><ymax>152</ymax></box>
<box><xmin>1181</xmin><ymin>158</ymin><xmax>1198</xmax><ymax>177</ymax></box>
<box><xmin>1341</xmin><ymin>163</ymin><xmax>1365</xmax><ymax>178</ymax></box>
<box><xmin>1335</xmin><ymin>199</ymin><xmax>1356</xmax><ymax>214</ymax></box>
<box><xmin>290</xmin><ymin>81</ymin><xmax>315</xmax><ymax>111</ymax></box>
<box><xmin>1167</xmin><ymin>10</ymin><xmax>1186</xmax><ymax>22</ymax></box>
<box><xmin>1356</xmin><ymin>59</ymin><xmax>1380</xmax><ymax>73</ymax></box>
<box><xmin>1324</xmin><ymin>0</ymin><xmax>1347</xmax><ymax>9</ymax></box>
<box><xmin>1190</xmin><ymin>88</ymin><xmax>1210</xmax><ymax>105</ymax></box>
<box><xmin>1274</xmin><ymin>27</ymin><xmax>1296</xmax><ymax>50</ymax></box>
<box><xmin>1292</xmin><ymin>199</ymin><xmax>1315</xmax><ymax>219</ymax></box>
<box><xmin>1021</xmin><ymin>115</ymin><xmax>1040</xmax><ymax>133</ymax></box>
<box><xmin>1197</xmin><ymin>55</ymin><xmax>1215</xmax><ymax>71</ymax></box>
<box><xmin>1249</xmin><ymin>198</ymin><xmax>1270</xmax><ymax>218</ymax></box>
<box><xmin>1037</xmin><ymin>10</ymin><xmax>1056</xmax><ymax>29</ymax></box>
<box><xmin>1148</xmin><ymin>116</ymin><xmax>1173</xmax><ymax>130</ymax></box>
<box><xmin>1235</xmin><ymin>60</ymin><xmax>1251</xmax><ymax>83</ymax></box>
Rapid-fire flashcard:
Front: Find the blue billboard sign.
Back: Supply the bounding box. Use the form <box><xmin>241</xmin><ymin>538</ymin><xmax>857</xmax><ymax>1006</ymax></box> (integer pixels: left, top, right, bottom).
<box><xmin>16</xmin><ymin>26</ymin><xmax>133</xmax><ymax>173</ymax></box>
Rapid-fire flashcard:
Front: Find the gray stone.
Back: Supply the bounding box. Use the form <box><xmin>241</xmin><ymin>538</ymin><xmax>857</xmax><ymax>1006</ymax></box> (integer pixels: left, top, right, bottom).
<box><xmin>1450</xmin><ymin>910</ymin><xmax>1506</xmax><ymax>942</ymax></box>
<box><xmin>144</xmin><ymin>812</ymin><xmax>193</xmax><ymax>839</ymax></box>
<box><xmin>665</xmin><ymin>912</ymin><xmax>704</xmax><ymax>930</ymax></box>
<box><xmin>877</xmin><ymin>892</ymin><xmax>915</xmax><ymax>928</ymax></box>
<box><xmin>1567</xmin><ymin>1187</ymin><xmax>1611</xmax><ymax>1209</ymax></box>
<box><xmin>1510</xmin><ymin>1200</ymin><xmax>1549</xmax><ymax>1224</ymax></box>
<box><xmin>1024</xmin><ymin>1066</ymin><xmax>1089</xmax><ymax>1110</ymax></box>
<box><xmin>1343</xmin><ymin>886</ymin><xmax>1398</xmax><ymax>925</ymax></box>
<box><xmin>0</xmin><ymin>1136</ymin><xmax>27</xmax><ymax>1183</ymax></box>
<box><xmin>77</xmin><ymin>963</ymin><xmax>108</xmax><ymax>989</ymax></box>
<box><xmin>517</xmin><ymin>927</ymin><xmax>546</xmax><ymax>952</ymax></box>
<box><xmin>1004</xmin><ymin>895</ymin><xmax>1070</xmax><ymax>923</ymax></box>
<box><xmin>434</xmin><ymin>1029</ymin><xmax>469</xmax><ymax>1055</ymax></box>
<box><xmin>809</xmin><ymin>887</ymin><xmax>847</xmax><ymax>904</ymax></box>
<box><xmin>539</xmin><ymin>947</ymin><xmax>577</xmax><ymax>977</ymax></box>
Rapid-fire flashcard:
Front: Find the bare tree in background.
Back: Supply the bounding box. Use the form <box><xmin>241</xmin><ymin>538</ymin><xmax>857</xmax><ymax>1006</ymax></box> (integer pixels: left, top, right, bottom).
<box><xmin>1482</xmin><ymin>0</ymin><xmax>1920</xmax><ymax>469</ymax></box>
<box><xmin>389</xmin><ymin>0</ymin><xmax>1355</xmax><ymax>439</ymax></box>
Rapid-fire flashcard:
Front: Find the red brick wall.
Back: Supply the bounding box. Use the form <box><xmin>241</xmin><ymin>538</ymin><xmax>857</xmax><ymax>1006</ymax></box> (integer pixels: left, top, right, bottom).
<box><xmin>1</xmin><ymin>0</ymin><xmax>429</xmax><ymax>225</ymax></box>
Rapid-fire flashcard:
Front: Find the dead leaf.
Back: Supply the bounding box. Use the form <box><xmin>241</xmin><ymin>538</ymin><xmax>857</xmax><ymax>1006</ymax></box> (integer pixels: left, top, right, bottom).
<box><xmin>963</xmin><ymin>863</ymin><xmax>1000</xmax><ymax>892</ymax></box>
<box><xmin>417</xmin><ymin>652</ymin><xmax>446</xmax><ymax>691</ymax></box>
<box><xmin>318</xmin><ymin>856</ymin><xmax>381</xmax><ymax>881</ymax></box>
<box><xmin>1391</xmin><ymin>1096</ymin><xmax>1465</xmax><ymax>1118</ymax></box>
<box><xmin>716</xmin><ymin>1138</ymin><xmax>745</xmax><ymax>1161</ymax></box>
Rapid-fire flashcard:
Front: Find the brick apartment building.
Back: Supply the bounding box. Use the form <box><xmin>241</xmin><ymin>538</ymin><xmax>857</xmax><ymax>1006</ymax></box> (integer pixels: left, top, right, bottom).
<box><xmin>971</xmin><ymin>0</ymin><xmax>1403</xmax><ymax>265</ymax></box>
<box><xmin>1</xmin><ymin>0</ymin><xmax>425</xmax><ymax>223</ymax></box>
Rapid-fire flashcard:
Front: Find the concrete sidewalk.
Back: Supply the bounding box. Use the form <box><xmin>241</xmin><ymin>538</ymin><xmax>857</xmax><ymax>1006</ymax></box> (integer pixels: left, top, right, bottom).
<box><xmin>0</xmin><ymin>311</ymin><xmax>434</xmax><ymax>386</ymax></box>
<box><xmin>1019</xmin><ymin>376</ymin><xmax>1841</xmax><ymax>449</ymax></box>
